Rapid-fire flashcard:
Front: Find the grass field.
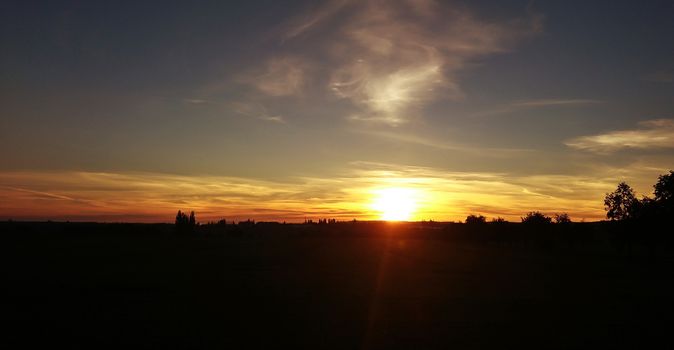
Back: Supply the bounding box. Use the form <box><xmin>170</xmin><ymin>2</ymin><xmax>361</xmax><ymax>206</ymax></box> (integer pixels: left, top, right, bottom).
<box><xmin>2</xmin><ymin>222</ymin><xmax>673</xmax><ymax>349</ymax></box>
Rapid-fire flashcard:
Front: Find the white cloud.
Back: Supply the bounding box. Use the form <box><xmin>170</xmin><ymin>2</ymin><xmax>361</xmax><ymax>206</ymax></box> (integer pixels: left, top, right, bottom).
<box><xmin>566</xmin><ymin>119</ymin><xmax>674</xmax><ymax>153</ymax></box>
<box><xmin>271</xmin><ymin>0</ymin><xmax>542</xmax><ymax>125</ymax></box>
<box><xmin>243</xmin><ymin>56</ymin><xmax>306</xmax><ymax>97</ymax></box>
<box><xmin>324</xmin><ymin>1</ymin><xmax>540</xmax><ymax>125</ymax></box>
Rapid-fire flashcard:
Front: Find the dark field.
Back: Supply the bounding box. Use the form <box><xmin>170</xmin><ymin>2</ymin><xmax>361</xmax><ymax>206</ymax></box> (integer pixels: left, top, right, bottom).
<box><xmin>1</xmin><ymin>222</ymin><xmax>673</xmax><ymax>349</ymax></box>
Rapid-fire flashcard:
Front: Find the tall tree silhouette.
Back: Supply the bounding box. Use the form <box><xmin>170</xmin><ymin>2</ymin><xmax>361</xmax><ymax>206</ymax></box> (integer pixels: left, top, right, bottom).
<box><xmin>189</xmin><ymin>211</ymin><xmax>196</xmax><ymax>226</ymax></box>
<box><xmin>654</xmin><ymin>171</ymin><xmax>674</xmax><ymax>206</ymax></box>
<box><xmin>175</xmin><ymin>210</ymin><xmax>196</xmax><ymax>233</ymax></box>
<box><xmin>175</xmin><ymin>210</ymin><xmax>188</xmax><ymax>225</ymax></box>
<box><xmin>604</xmin><ymin>182</ymin><xmax>638</xmax><ymax>221</ymax></box>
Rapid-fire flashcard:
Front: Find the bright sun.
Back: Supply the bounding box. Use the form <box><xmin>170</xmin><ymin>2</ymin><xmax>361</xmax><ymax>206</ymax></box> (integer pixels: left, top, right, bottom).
<box><xmin>371</xmin><ymin>187</ymin><xmax>418</xmax><ymax>221</ymax></box>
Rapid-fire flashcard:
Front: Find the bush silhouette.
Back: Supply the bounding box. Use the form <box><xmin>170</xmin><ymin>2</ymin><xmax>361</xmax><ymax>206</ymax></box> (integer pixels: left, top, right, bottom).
<box><xmin>521</xmin><ymin>211</ymin><xmax>552</xmax><ymax>225</ymax></box>
<box><xmin>465</xmin><ymin>214</ymin><xmax>486</xmax><ymax>224</ymax></box>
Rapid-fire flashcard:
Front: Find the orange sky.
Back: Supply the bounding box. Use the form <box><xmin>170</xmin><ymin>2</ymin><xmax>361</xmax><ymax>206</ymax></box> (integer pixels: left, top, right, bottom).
<box><xmin>1</xmin><ymin>162</ymin><xmax>665</xmax><ymax>223</ymax></box>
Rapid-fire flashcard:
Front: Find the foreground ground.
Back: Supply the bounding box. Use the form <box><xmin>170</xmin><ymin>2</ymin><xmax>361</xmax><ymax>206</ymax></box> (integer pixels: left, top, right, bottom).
<box><xmin>1</xmin><ymin>222</ymin><xmax>673</xmax><ymax>349</ymax></box>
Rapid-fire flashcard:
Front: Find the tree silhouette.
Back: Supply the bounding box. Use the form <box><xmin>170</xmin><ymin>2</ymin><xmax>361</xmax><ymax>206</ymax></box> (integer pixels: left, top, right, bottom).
<box><xmin>632</xmin><ymin>170</ymin><xmax>674</xmax><ymax>221</ymax></box>
<box><xmin>465</xmin><ymin>214</ymin><xmax>486</xmax><ymax>224</ymax></box>
<box><xmin>175</xmin><ymin>210</ymin><xmax>189</xmax><ymax>226</ymax></box>
<box><xmin>554</xmin><ymin>213</ymin><xmax>571</xmax><ymax>224</ymax></box>
<box><xmin>654</xmin><ymin>171</ymin><xmax>674</xmax><ymax>202</ymax></box>
<box><xmin>604</xmin><ymin>182</ymin><xmax>638</xmax><ymax>221</ymax></box>
<box><xmin>175</xmin><ymin>210</ymin><xmax>196</xmax><ymax>233</ymax></box>
<box><xmin>521</xmin><ymin>211</ymin><xmax>552</xmax><ymax>225</ymax></box>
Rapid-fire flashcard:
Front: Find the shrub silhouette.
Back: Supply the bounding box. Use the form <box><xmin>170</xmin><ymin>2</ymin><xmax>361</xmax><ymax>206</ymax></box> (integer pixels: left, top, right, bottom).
<box><xmin>521</xmin><ymin>211</ymin><xmax>552</xmax><ymax>225</ymax></box>
<box><xmin>465</xmin><ymin>214</ymin><xmax>486</xmax><ymax>224</ymax></box>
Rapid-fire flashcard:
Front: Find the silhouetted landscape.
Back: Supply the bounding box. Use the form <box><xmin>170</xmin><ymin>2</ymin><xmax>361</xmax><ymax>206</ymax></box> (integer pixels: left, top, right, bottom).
<box><xmin>3</xmin><ymin>172</ymin><xmax>674</xmax><ymax>349</ymax></box>
<box><xmin>3</xmin><ymin>1</ymin><xmax>674</xmax><ymax>349</ymax></box>
<box><xmin>3</xmin><ymin>219</ymin><xmax>673</xmax><ymax>349</ymax></box>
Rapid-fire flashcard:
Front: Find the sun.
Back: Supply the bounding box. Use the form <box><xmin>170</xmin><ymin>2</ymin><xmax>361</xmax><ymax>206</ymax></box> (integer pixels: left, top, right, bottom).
<box><xmin>370</xmin><ymin>187</ymin><xmax>418</xmax><ymax>221</ymax></box>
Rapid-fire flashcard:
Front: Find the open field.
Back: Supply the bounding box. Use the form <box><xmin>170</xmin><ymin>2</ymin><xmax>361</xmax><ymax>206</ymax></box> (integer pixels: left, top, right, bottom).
<box><xmin>2</xmin><ymin>222</ymin><xmax>673</xmax><ymax>349</ymax></box>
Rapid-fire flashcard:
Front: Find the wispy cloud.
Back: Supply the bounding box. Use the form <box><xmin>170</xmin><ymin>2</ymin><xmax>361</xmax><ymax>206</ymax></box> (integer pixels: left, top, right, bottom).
<box><xmin>236</xmin><ymin>0</ymin><xmax>543</xmax><ymax>126</ymax></box>
<box><xmin>470</xmin><ymin>98</ymin><xmax>602</xmax><ymax>118</ymax></box>
<box><xmin>565</xmin><ymin>119</ymin><xmax>674</xmax><ymax>153</ymax></box>
<box><xmin>352</xmin><ymin>129</ymin><xmax>534</xmax><ymax>157</ymax></box>
<box><xmin>183</xmin><ymin>98</ymin><xmax>210</xmax><ymax>105</ymax></box>
<box><xmin>319</xmin><ymin>0</ymin><xmax>541</xmax><ymax>125</ymax></box>
<box><xmin>242</xmin><ymin>56</ymin><xmax>306</xmax><ymax>97</ymax></box>
<box><xmin>0</xmin><ymin>160</ymin><xmax>637</xmax><ymax>222</ymax></box>
<box><xmin>258</xmin><ymin>115</ymin><xmax>286</xmax><ymax>124</ymax></box>
<box><xmin>228</xmin><ymin>101</ymin><xmax>286</xmax><ymax>123</ymax></box>
<box><xmin>510</xmin><ymin>99</ymin><xmax>602</xmax><ymax>107</ymax></box>
<box><xmin>282</xmin><ymin>0</ymin><xmax>351</xmax><ymax>41</ymax></box>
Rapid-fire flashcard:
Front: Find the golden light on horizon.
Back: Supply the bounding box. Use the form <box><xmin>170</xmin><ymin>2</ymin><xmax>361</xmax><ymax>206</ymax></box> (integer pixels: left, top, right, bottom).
<box><xmin>370</xmin><ymin>187</ymin><xmax>419</xmax><ymax>221</ymax></box>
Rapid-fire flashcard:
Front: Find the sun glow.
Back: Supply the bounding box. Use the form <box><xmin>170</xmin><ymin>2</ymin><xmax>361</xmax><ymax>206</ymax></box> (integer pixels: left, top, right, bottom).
<box><xmin>370</xmin><ymin>187</ymin><xmax>419</xmax><ymax>221</ymax></box>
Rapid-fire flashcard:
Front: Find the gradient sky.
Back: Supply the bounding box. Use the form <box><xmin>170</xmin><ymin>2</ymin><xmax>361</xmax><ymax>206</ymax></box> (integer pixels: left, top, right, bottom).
<box><xmin>1</xmin><ymin>0</ymin><xmax>673</xmax><ymax>222</ymax></box>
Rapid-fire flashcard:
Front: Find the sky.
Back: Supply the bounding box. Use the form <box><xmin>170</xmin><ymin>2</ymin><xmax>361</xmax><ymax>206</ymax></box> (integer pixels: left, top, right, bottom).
<box><xmin>1</xmin><ymin>0</ymin><xmax>673</xmax><ymax>222</ymax></box>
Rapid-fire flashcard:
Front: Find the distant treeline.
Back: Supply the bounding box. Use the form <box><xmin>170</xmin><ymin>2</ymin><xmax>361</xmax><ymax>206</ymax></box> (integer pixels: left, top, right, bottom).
<box><xmin>3</xmin><ymin>171</ymin><xmax>671</xmax><ymax>256</ymax></box>
<box><xmin>3</xmin><ymin>219</ymin><xmax>672</xmax><ymax>258</ymax></box>
<box><xmin>161</xmin><ymin>170</ymin><xmax>674</xmax><ymax>254</ymax></box>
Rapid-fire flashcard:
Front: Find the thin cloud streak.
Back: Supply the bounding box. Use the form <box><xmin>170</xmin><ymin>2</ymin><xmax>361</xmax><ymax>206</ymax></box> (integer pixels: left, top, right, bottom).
<box><xmin>470</xmin><ymin>98</ymin><xmax>602</xmax><ymax>118</ymax></box>
<box><xmin>282</xmin><ymin>0</ymin><xmax>351</xmax><ymax>41</ymax></box>
<box><xmin>566</xmin><ymin>119</ymin><xmax>674</xmax><ymax>153</ymax></box>
<box><xmin>352</xmin><ymin>129</ymin><xmax>534</xmax><ymax>157</ymax></box>
<box><xmin>511</xmin><ymin>99</ymin><xmax>602</xmax><ymax>107</ymax></box>
<box><xmin>228</xmin><ymin>101</ymin><xmax>287</xmax><ymax>123</ymax></box>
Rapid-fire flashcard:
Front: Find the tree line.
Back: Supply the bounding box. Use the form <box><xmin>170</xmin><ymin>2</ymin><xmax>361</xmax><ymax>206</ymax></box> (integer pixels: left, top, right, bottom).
<box><xmin>463</xmin><ymin>170</ymin><xmax>673</xmax><ymax>225</ymax></box>
<box><xmin>175</xmin><ymin>170</ymin><xmax>674</xmax><ymax>230</ymax></box>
